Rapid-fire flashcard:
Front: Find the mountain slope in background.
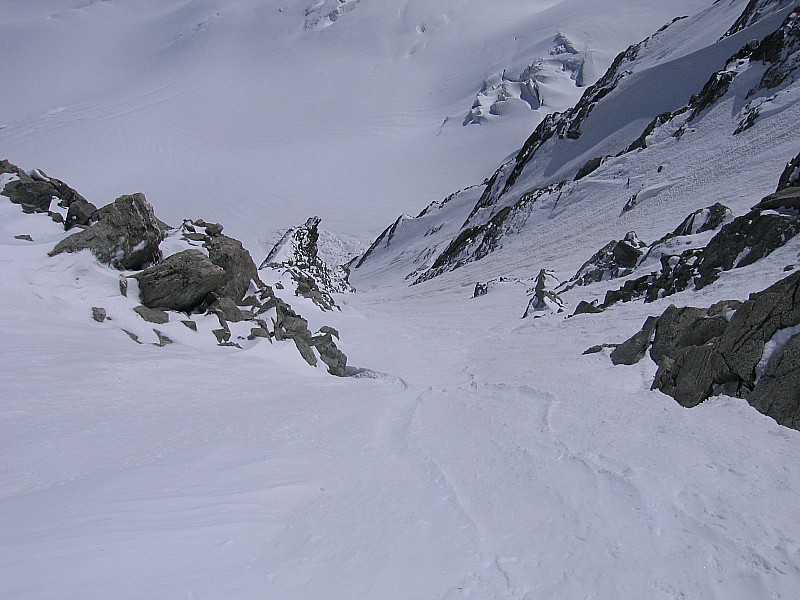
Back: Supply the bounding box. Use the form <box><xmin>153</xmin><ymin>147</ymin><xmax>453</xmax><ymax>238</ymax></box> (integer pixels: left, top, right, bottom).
<box><xmin>1</xmin><ymin>0</ymin><xmax>711</xmax><ymax>251</ymax></box>
<box><xmin>3</xmin><ymin>1</ymin><xmax>800</xmax><ymax>599</ymax></box>
<box><xmin>353</xmin><ymin>0</ymin><xmax>799</xmax><ymax>290</ymax></box>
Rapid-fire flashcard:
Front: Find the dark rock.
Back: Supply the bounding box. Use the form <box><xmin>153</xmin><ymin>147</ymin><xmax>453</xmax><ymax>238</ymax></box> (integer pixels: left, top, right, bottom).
<box><xmin>248</xmin><ymin>327</ymin><xmax>270</xmax><ymax>340</ymax></box>
<box><xmin>715</xmin><ymin>272</ymin><xmax>800</xmax><ymax>389</ymax></box>
<box><xmin>181</xmin><ymin>320</ymin><xmax>198</xmax><ymax>331</ymax></box>
<box><xmin>671</xmin><ymin>203</ymin><xmax>731</xmax><ymax>236</ymax></box>
<box><xmin>92</xmin><ymin>307</ymin><xmax>107</xmax><ymax>323</ymax></box>
<box><xmin>209</xmin><ymin>297</ymin><xmax>244</xmax><ymax>323</ymax></box>
<box><xmin>119</xmin><ymin>275</ymin><xmax>128</xmax><ymax>297</ymax></box>
<box><xmin>748</xmin><ymin>333</ymin><xmax>800</xmax><ymax>430</ymax></box>
<box><xmin>261</xmin><ymin>216</ymin><xmax>352</xmax><ymax>306</ymax></box>
<box><xmin>182</xmin><ymin>232</ymin><xmax>207</xmax><ymax>242</ymax></box>
<box><xmin>134</xmin><ymin>249</ymin><xmax>227</xmax><ymax>312</ymax></box>
<box><xmin>50</xmin><ymin>193</ymin><xmax>164</xmax><ymax>270</ymax></box>
<box><xmin>2</xmin><ymin>178</ymin><xmax>57</xmax><ymax>213</ymax></box>
<box><xmin>572</xmin><ymin>300</ymin><xmax>604</xmax><ymax>316</ymax></box>
<box><xmin>134</xmin><ymin>305</ymin><xmax>170</xmax><ymax>324</ymax></box>
<box><xmin>568</xmin><ymin>232</ymin><xmax>647</xmax><ymax>289</ymax></box>
<box><xmin>777</xmin><ymin>151</ymin><xmax>800</xmax><ymax>191</ymax></box>
<box><xmin>753</xmin><ymin>186</ymin><xmax>800</xmax><ymax>212</ymax></box>
<box><xmin>50</xmin><ymin>212</ymin><xmax>65</xmax><ymax>224</ymax></box>
<box><xmin>65</xmin><ymin>199</ymin><xmax>97</xmax><ymax>230</ymax></box>
<box><xmin>522</xmin><ymin>269</ymin><xmax>564</xmax><ymax>317</ymax></box>
<box><xmin>153</xmin><ymin>329</ymin><xmax>173</xmax><ymax>347</ymax></box>
<box><xmin>312</xmin><ymin>330</ymin><xmax>347</xmax><ymax>376</ymax></box>
<box><xmin>640</xmin><ymin>272</ymin><xmax>800</xmax><ymax>426</ymax></box>
<box><xmin>696</xmin><ymin>210</ymin><xmax>800</xmax><ymax>289</ymax></box>
<box><xmin>0</xmin><ymin>160</ymin><xmax>24</xmax><ymax>177</ymax></box>
<box><xmin>273</xmin><ymin>302</ymin><xmax>318</xmax><ymax>367</ymax></box>
<box><xmin>14</xmin><ymin>234</ymin><xmax>33</xmax><ymax>242</ymax></box>
<box><xmin>292</xmin><ymin>338</ymin><xmax>318</xmax><ymax>367</ymax></box>
<box><xmin>650</xmin><ymin>306</ymin><xmax>728</xmax><ymax>365</ymax></box>
<box><xmin>651</xmin><ymin>344</ymin><xmax>727</xmax><ymax>408</ymax></box>
<box><xmin>205</xmin><ymin>235</ymin><xmax>260</xmax><ymax>303</ymax></box>
<box><xmin>213</xmin><ymin>328</ymin><xmax>231</xmax><ymax>344</ymax></box>
<box><xmin>204</xmin><ymin>222</ymin><xmax>223</xmax><ymax>236</ymax></box>
<box><xmin>319</xmin><ymin>325</ymin><xmax>339</xmax><ymax>339</ymax></box>
<box><xmin>583</xmin><ymin>343</ymin><xmax>615</xmax><ymax>355</ymax></box>
<box><xmin>574</xmin><ymin>156</ymin><xmax>604</xmax><ymax>181</ymax></box>
<box><xmin>610</xmin><ymin>316</ymin><xmax>658</xmax><ymax>365</ymax></box>
<box><xmin>473</xmin><ymin>282</ymin><xmax>489</xmax><ymax>298</ymax></box>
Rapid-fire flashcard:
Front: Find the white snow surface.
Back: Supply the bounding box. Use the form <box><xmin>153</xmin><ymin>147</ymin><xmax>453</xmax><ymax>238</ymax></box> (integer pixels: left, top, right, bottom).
<box><xmin>3</xmin><ymin>1</ymin><xmax>800</xmax><ymax>599</ymax></box>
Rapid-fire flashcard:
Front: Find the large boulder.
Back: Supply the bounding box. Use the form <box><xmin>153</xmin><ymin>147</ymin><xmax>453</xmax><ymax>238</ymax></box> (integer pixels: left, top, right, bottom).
<box><xmin>204</xmin><ymin>234</ymin><xmax>260</xmax><ymax>303</ymax></box>
<box><xmin>50</xmin><ymin>193</ymin><xmax>164</xmax><ymax>270</ymax></box>
<box><xmin>606</xmin><ymin>272</ymin><xmax>800</xmax><ymax>429</ymax></box>
<box><xmin>134</xmin><ymin>250</ymin><xmax>227</xmax><ymax>311</ymax></box>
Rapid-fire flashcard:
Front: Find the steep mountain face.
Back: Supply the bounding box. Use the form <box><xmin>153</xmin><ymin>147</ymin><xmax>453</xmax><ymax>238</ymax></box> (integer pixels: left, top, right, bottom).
<box><xmin>353</xmin><ymin>0</ymin><xmax>800</xmax><ymax>292</ymax></box>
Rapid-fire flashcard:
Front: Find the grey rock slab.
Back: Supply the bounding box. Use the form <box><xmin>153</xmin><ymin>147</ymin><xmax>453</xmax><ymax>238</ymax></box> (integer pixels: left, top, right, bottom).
<box><xmin>50</xmin><ymin>193</ymin><xmax>164</xmax><ymax>270</ymax></box>
<box><xmin>134</xmin><ymin>250</ymin><xmax>226</xmax><ymax>312</ymax></box>
<box><xmin>134</xmin><ymin>305</ymin><xmax>170</xmax><ymax>324</ymax></box>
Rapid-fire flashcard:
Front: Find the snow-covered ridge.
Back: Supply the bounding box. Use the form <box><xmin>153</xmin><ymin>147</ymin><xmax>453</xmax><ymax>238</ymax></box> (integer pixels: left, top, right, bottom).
<box><xmin>354</xmin><ymin>0</ymin><xmax>800</xmax><ymax>291</ymax></box>
<box><xmin>463</xmin><ymin>32</ymin><xmax>593</xmax><ymax>126</ymax></box>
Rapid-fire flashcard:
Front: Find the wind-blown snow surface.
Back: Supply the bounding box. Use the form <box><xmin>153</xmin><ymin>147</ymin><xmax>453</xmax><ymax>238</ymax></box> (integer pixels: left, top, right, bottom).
<box><xmin>2</xmin><ymin>199</ymin><xmax>800</xmax><ymax>599</ymax></box>
<box><xmin>1</xmin><ymin>0</ymin><xmax>709</xmax><ymax>250</ymax></box>
<box><xmin>4</xmin><ymin>1</ymin><xmax>800</xmax><ymax>599</ymax></box>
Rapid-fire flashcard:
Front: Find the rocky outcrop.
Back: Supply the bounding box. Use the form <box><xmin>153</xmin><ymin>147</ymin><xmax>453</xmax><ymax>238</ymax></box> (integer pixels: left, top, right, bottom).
<box><xmin>260</xmin><ymin>216</ymin><xmax>350</xmax><ymax>310</ymax></box>
<box><xmin>6</xmin><ymin>160</ymin><xmax>348</xmax><ymax>376</ymax></box>
<box><xmin>50</xmin><ymin>193</ymin><xmax>165</xmax><ymax>270</ymax></box>
<box><xmin>134</xmin><ymin>250</ymin><xmax>227</xmax><ymax>312</ymax></box>
<box><xmin>1</xmin><ymin>161</ymin><xmax>91</xmax><ymax>218</ymax></box>
<box><xmin>610</xmin><ymin>316</ymin><xmax>658</xmax><ymax>366</ymax></box>
<box><xmin>312</xmin><ymin>326</ymin><xmax>347</xmax><ymax>377</ymax></box>
<box><xmin>522</xmin><ymin>270</ymin><xmax>565</xmax><ymax>317</ymax></box>
<box><xmin>565</xmin><ymin>232</ymin><xmax>647</xmax><ymax>289</ymax></box>
<box><xmin>695</xmin><ymin>191</ymin><xmax>800</xmax><ymax>289</ymax></box>
<box><xmin>2</xmin><ymin>176</ymin><xmax>59</xmax><ymax>213</ymax></box>
<box><xmin>599</xmin><ymin>190</ymin><xmax>799</xmax><ymax>308</ymax></box>
<box><xmin>777</xmin><ymin>151</ymin><xmax>800</xmax><ymax>190</ymax></box>
<box><xmin>670</xmin><ymin>203</ymin><xmax>732</xmax><ymax>237</ymax></box>
<box><xmin>606</xmin><ymin>272</ymin><xmax>800</xmax><ymax>429</ymax></box>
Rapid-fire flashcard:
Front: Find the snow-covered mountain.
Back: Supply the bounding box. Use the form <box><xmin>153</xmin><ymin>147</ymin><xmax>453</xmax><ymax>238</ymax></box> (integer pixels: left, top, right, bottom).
<box><xmin>1</xmin><ymin>0</ymin><xmax>711</xmax><ymax>250</ymax></box>
<box><xmin>3</xmin><ymin>1</ymin><xmax>800</xmax><ymax>599</ymax></box>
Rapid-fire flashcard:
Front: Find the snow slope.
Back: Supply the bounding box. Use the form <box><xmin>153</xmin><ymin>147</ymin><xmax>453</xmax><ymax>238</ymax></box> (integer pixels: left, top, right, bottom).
<box><xmin>2</xmin><ymin>196</ymin><xmax>800</xmax><ymax>599</ymax></box>
<box><xmin>3</xmin><ymin>1</ymin><xmax>800</xmax><ymax>599</ymax></box>
<box><xmin>0</xmin><ymin>0</ymin><xmax>711</xmax><ymax>250</ymax></box>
